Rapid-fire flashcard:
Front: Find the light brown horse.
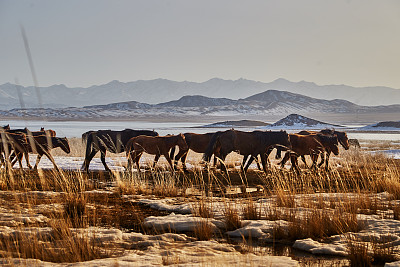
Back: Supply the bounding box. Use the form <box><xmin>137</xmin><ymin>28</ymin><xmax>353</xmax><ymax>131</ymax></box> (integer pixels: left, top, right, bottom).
<box><xmin>126</xmin><ymin>133</ymin><xmax>188</xmax><ymax>171</ymax></box>
<box><xmin>169</xmin><ymin>132</ymin><xmax>216</xmax><ymax>172</ymax></box>
<box><xmin>280</xmin><ymin>133</ymin><xmax>339</xmax><ymax>173</ymax></box>
<box><xmin>11</xmin><ymin>135</ymin><xmax>70</xmax><ymax>171</ymax></box>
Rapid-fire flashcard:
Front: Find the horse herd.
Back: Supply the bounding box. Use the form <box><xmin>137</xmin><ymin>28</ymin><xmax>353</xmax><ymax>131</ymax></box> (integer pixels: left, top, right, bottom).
<box><xmin>0</xmin><ymin>125</ymin><xmax>350</xmax><ymax>173</ymax></box>
<box><xmin>81</xmin><ymin>128</ymin><xmax>349</xmax><ymax>174</ymax></box>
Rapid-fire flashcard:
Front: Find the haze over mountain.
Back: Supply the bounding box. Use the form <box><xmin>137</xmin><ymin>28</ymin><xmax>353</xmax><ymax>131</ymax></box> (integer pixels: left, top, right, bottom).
<box><xmin>1</xmin><ymin>78</ymin><xmax>399</xmax><ymax>110</ymax></box>
<box><xmin>2</xmin><ymin>90</ymin><xmax>400</xmax><ymax>122</ymax></box>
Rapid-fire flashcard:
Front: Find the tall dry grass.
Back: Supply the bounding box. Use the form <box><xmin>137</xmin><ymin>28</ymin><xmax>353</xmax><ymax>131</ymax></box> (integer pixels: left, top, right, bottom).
<box><xmin>0</xmin><ymin>143</ymin><xmax>399</xmax><ymax>264</ymax></box>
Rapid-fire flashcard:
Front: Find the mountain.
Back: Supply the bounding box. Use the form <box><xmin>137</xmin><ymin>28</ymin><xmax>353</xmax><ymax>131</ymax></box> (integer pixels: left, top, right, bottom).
<box><xmin>1</xmin><ymin>90</ymin><xmax>400</xmax><ymax>121</ymax></box>
<box><xmin>262</xmin><ymin>114</ymin><xmax>342</xmax><ymax>130</ymax></box>
<box><xmin>1</xmin><ymin>78</ymin><xmax>400</xmax><ymax>109</ymax></box>
<box><xmin>359</xmin><ymin>121</ymin><xmax>400</xmax><ymax>131</ymax></box>
<box><xmin>156</xmin><ymin>95</ymin><xmax>236</xmax><ymax>107</ymax></box>
<box><xmin>201</xmin><ymin>120</ymin><xmax>269</xmax><ymax>128</ymax></box>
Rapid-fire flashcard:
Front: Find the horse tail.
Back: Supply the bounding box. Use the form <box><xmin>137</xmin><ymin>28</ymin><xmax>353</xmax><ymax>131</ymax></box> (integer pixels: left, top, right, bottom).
<box><xmin>84</xmin><ymin>132</ymin><xmax>94</xmax><ymax>159</ymax></box>
<box><xmin>203</xmin><ymin>132</ymin><xmax>221</xmax><ymax>162</ymax></box>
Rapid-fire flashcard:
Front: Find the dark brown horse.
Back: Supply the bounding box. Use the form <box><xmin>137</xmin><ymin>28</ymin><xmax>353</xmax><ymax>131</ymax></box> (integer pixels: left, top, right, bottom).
<box><xmin>12</xmin><ymin>136</ymin><xmax>70</xmax><ymax>171</ymax></box>
<box><xmin>275</xmin><ymin>129</ymin><xmax>349</xmax><ymax>167</ymax></box>
<box><xmin>0</xmin><ymin>131</ymin><xmax>28</xmax><ymax>169</ymax></box>
<box><xmin>169</xmin><ymin>132</ymin><xmax>216</xmax><ymax>172</ymax></box>
<box><xmin>7</xmin><ymin>127</ymin><xmax>56</xmax><ymax>137</ymax></box>
<box><xmin>279</xmin><ymin>133</ymin><xmax>339</xmax><ymax>173</ymax></box>
<box><xmin>296</xmin><ymin>129</ymin><xmax>349</xmax><ymax>169</ymax></box>
<box><xmin>203</xmin><ymin>130</ymin><xmax>291</xmax><ymax>173</ymax></box>
<box><xmin>126</xmin><ymin>133</ymin><xmax>188</xmax><ymax>171</ymax></box>
<box><xmin>82</xmin><ymin>129</ymin><xmax>159</xmax><ymax>172</ymax></box>
<box><xmin>5</xmin><ymin>127</ymin><xmax>57</xmax><ymax>168</ymax></box>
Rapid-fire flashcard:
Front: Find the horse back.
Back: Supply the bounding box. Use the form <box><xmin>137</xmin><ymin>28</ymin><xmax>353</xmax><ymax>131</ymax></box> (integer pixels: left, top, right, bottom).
<box><xmin>185</xmin><ymin>132</ymin><xmax>214</xmax><ymax>153</ymax></box>
<box><xmin>289</xmin><ymin>134</ymin><xmax>324</xmax><ymax>155</ymax></box>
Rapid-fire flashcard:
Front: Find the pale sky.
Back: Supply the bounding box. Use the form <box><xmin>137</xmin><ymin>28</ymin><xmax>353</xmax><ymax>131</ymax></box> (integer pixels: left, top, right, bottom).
<box><xmin>1</xmin><ymin>0</ymin><xmax>400</xmax><ymax>88</ymax></box>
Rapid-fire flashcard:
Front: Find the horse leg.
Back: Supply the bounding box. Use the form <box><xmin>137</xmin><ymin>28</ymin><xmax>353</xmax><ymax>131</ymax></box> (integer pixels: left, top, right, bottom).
<box><xmin>43</xmin><ymin>152</ymin><xmax>60</xmax><ymax>172</ymax></box>
<box><xmin>291</xmin><ymin>155</ymin><xmax>301</xmax><ymax>174</ymax></box>
<box><xmin>24</xmin><ymin>152</ymin><xmax>33</xmax><ymax>169</ymax></box>
<box><xmin>133</xmin><ymin>152</ymin><xmax>142</xmax><ymax>171</ymax></box>
<box><xmin>164</xmin><ymin>153</ymin><xmax>175</xmax><ymax>172</ymax></box>
<box><xmin>318</xmin><ymin>152</ymin><xmax>326</xmax><ymax>168</ymax></box>
<box><xmin>173</xmin><ymin>149</ymin><xmax>187</xmax><ymax>170</ymax></box>
<box><xmin>81</xmin><ymin>148</ymin><xmax>98</xmax><ymax>172</ymax></box>
<box><xmin>152</xmin><ymin>154</ymin><xmax>160</xmax><ymax>169</ymax></box>
<box><xmin>301</xmin><ymin>155</ymin><xmax>308</xmax><ymax>168</ymax></box>
<box><xmin>243</xmin><ymin>155</ymin><xmax>254</xmax><ymax>172</ymax></box>
<box><xmin>219</xmin><ymin>154</ymin><xmax>228</xmax><ymax>173</ymax></box>
<box><xmin>260</xmin><ymin>153</ymin><xmax>268</xmax><ymax>173</ymax></box>
<box><xmin>100</xmin><ymin>150</ymin><xmax>111</xmax><ymax>172</ymax></box>
<box><xmin>241</xmin><ymin>155</ymin><xmax>249</xmax><ymax>173</ymax></box>
<box><xmin>33</xmin><ymin>154</ymin><xmax>42</xmax><ymax>170</ymax></box>
<box><xmin>324</xmin><ymin>152</ymin><xmax>331</xmax><ymax>171</ymax></box>
<box><xmin>280</xmin><ymin>153</ymin><xmax>290</xmax><ymax>169</ymax></box>
<box><xmin>310</xmin><ymin>153</ymin><xmax>318</xmax><ymax>170</ymax></box>
<box><xmin>275</xmin><ymin>147</ymin><xmax>282</xmax><ymax>159</ymax></box>
<box><xmin>180</xmin><ymin>152</ymin><xmax>189</xmax><ymax>172</ymax></box>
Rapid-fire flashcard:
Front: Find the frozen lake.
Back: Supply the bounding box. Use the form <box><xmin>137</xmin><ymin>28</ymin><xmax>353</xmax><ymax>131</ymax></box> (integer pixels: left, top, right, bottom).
<box><xmin>2</xmin><ymin>119</ymin><xmax>400</xmax><ymax>141</ymax></box>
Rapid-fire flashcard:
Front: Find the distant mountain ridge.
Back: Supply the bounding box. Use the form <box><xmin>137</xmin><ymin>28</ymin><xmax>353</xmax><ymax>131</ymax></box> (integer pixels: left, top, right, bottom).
<box><xmin>1</xmin><ymin>77</ymin><xmax>400</xmax><ymax>110</ymax></box>
<box><xmin>1</xmin><ymin>90</ymin><xmax>400</xmax><ymax>121</ymax></box>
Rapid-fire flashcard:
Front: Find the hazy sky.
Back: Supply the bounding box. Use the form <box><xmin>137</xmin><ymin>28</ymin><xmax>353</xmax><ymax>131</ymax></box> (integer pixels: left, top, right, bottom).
<box><xmin>1</xmin><ymin>0</ymin><xmax>400</xmax><ymax>88</ymax></box>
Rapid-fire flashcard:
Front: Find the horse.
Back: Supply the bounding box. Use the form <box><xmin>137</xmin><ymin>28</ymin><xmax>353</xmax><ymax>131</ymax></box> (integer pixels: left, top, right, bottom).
<box><xmin>11</xmin><ymin>136</ymin><xmax>70</xmax><ymax>171</ymax></box>
<box><xmin>5</xmin><ymin>127</ymin><xmax>57</xmax><ymax>168</ymax></box>
<box><xmin>6</xmin><ymin>127</ymin><xmax>56</xmax><ymax>137</ymax></box>
<box><xmin>275</xmin><ymin>129</ymin><xmax>349</xmax><ymax>167</ymax></box>
<box><xmin>279</xmin><ymin>133</ymin><xmax>339</xmax><ymax>173</ymax></box>
<box><xmin>81</xmin><ymin>129</ymin><xmax>159</xmax><ymax>172</ymax></box>
<box><xmin>296</xmin><ymin>129</ymin><xmax>349</xmax><ymax>169</ymax></box>
<box><xmin>0</xmin><ymin>131</ymin><xmax>28</xmax><ymax>170</ymax></box>
<box><xmin>126</xmin><ymin>133</ymin><xmax>188</xmax><ymax>171</ymax></box>
<box><xmin>40</xmin><ymin>127</ymin><xmax>57</xmax><ymax>137</ymax></box>
<box><xmin>349</xmin><ymin>138</ymin><xmax>361</xmax><ymax>148</ymax></box>
<box><xmin>203</xmin><ymin>130</ymin><xmax>291</xmax><ymax>173</ymax></box>
<box><xmin>169</xmin><ymin>132</ymin><xmax>216</xmax><ymax>172</ymax></box>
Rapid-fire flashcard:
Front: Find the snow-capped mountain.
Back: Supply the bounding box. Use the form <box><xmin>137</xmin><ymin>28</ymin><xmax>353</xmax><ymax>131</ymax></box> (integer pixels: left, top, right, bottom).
<box><xmin>1</xmin><ymin>78</ymin><xmax>400</xmax><ymax>110</ymax></box>
<box><xmin>261</xmin><ymin>114</ymin><xmax>342</xmax><ymax>130</ymax></box>
<box><xmin>1</xmin><ymin>90</ymin><xmax>399</xmax><ymax>121</ymax></box>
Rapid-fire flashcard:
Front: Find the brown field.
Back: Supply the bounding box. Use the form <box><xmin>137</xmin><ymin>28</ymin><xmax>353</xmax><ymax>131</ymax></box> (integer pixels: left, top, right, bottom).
<box><xmin>0</xmin><ymin>139</ymin><xmax>399</xmax><ymax>265</ymax></box>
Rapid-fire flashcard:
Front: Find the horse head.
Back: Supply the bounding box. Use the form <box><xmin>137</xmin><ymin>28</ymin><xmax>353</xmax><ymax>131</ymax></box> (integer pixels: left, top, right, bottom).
<box><xmin>177</xmin><ymin>133</ymin><xmax>188</xmax><ymax>150</ymax></box>
<box><xmin>336</xmin><ymin>131</ymin><xmax>349</xmax><ymax>150</ymax></box>
<box><xmin>280</xmin><ymin>131</ymin><xmax>292</xmax><ymax>150</ymax></box>
<box><xmin>2</xmin><ymin>124</ymin><xmax>10</xmax><ymax>131</ymax></box>
<box><xmin>57</xmin><ymin>137</ymin><xmax>71</xmax><ymax>154</ymax></box>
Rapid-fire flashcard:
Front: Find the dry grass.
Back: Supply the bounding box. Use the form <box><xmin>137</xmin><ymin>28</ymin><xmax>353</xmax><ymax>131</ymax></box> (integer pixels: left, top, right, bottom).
<box><xmin>192</xmin><ymin>199</ymin><xmax>214</xmax><ymax>218</ymax></box>
<box><xmin>194</xmin><ymin>219</ymin><xmax>214</xmax><ymax>241</ymax></box>
<box><xmin>223</xmin><ymin>205</ymin><xmax>241</xmax><ymax>231</ymax></box>
<box><xmin>242</xmin><ymin>199</ymin><xmax>261</xmax><ymax>220</ymax></box>
<box><xmin>0</xmin><ymin>143</ymin><xmax>398</xmax><ymax>264</ymax></box>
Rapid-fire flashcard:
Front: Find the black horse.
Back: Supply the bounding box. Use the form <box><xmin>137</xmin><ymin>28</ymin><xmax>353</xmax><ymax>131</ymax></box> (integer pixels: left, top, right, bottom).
<box><xmin>81</xmin><ymin>129</ymin><xmax>158</xmax><ymax>172</ymax></box>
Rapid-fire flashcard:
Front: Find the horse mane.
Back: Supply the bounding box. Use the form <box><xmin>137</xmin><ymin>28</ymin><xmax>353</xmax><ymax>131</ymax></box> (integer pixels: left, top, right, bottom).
<box><xmin>320</xmin><ymin>128</ymin><xmax>335</xmax><ymax>135</ymax></box>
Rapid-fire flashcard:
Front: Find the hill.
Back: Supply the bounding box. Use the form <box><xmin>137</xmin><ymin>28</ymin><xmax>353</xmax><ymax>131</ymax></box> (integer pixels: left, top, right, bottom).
<box><xmin>261</xmin><ymin>114</ymin><xmax>342</xmax><ymax>130</ymax></box>
<box><xmin>1</xmin><ymin>78</ymin><xmax>400</xmax><ymax>109</ymax></box>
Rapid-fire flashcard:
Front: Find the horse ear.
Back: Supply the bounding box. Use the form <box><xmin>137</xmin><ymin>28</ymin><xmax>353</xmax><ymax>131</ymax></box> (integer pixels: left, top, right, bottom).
<box><xmin>41</xmin><ymin>127</ymin><xmax>45</xmax><ymax>131</ymax></box>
